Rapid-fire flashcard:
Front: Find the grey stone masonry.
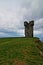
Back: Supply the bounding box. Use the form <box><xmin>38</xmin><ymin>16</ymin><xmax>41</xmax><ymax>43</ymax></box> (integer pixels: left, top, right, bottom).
<box><xmin>24</xmin><ymin>20</ymin><xmax>34</xmax><ymax>37</ymax></box>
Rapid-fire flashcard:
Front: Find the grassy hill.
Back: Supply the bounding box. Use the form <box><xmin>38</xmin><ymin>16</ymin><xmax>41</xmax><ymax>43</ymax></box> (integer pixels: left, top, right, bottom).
<box><xmin>0</xmin><ymin>37</ymin><xmax>43</xmax><ymax>65</ymax></box>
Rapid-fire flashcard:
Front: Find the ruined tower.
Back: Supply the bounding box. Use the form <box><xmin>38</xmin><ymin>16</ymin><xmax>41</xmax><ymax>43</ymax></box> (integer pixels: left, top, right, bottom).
<box><xmin>24</xmin><ymin>20</ymin><xmax>34</xmax><ymax>37</ymax></box>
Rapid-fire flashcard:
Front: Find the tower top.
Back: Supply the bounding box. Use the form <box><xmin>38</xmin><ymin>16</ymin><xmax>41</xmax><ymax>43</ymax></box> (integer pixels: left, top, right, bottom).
<box><xmin>29</xmin><ymin>20</ymin><xmax>34</xmax><ymax>26</ymax></box>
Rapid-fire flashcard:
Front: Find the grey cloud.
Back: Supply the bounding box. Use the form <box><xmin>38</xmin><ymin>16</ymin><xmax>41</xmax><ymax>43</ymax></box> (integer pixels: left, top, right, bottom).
<box><xmin>34</xmin><ymin>18</ymin><xmax>43</xmax><ymax>30</ymax></box>
<box><xmin>21</xmin><ymin>0</ymin><xmax>43</xmax><ymax>20</ymax></box>
<box><xmin>0</xmin><ymin>0</ymin><xmax>43</xmax><ymax>38</ymax></box>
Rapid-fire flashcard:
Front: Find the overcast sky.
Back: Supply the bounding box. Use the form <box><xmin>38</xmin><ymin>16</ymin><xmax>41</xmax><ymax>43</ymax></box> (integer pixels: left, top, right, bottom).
<box><xmin>0</xmin><ymin>0</ymin><xmax>43</xmax><ymax>39</ymax></box>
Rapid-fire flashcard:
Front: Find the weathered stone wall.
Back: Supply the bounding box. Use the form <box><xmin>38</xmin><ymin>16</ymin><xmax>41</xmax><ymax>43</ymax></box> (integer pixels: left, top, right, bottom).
<box><xmin>24</xmin><ymin>20</ymin><xmax>34</xmax><ymax>37</ymax></box>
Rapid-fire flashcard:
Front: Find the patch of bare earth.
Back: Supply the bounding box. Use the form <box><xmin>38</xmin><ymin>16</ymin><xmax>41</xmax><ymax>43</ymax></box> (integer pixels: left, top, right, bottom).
<box><xmin>10</xmin><ymin>58</ymin><xmax>28</xmax><ymax>65</ymax></box>
<box><xmin>2</xmin><ymin>63</ymin><xmax>9</xmax><ymax>65</ymax></box>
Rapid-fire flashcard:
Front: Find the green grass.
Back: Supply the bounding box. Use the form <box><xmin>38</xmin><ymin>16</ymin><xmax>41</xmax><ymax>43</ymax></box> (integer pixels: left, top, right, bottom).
<box><xmin>37</xmin><ymin>42</ymin><xmax>43</xmax><ymax>52</ymax></box>
<box><xmin>0</xmin><ymin>37</ymin><xmax>43</xmax><ymax>65</ymax></box>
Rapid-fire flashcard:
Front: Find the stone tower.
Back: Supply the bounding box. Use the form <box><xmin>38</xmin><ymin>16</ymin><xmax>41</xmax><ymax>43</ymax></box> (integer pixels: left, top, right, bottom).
<box><xmin>24</xmin><ymin>20</ymin><xmax>34</xmax><ymax>37</ymax></box>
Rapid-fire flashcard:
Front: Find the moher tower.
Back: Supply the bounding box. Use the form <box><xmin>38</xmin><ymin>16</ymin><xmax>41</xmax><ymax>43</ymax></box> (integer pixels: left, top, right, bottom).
<box><xmin>24</xmin><ymin>20</ymin><xmax>34</xmax><ymax>37</ymax></box>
